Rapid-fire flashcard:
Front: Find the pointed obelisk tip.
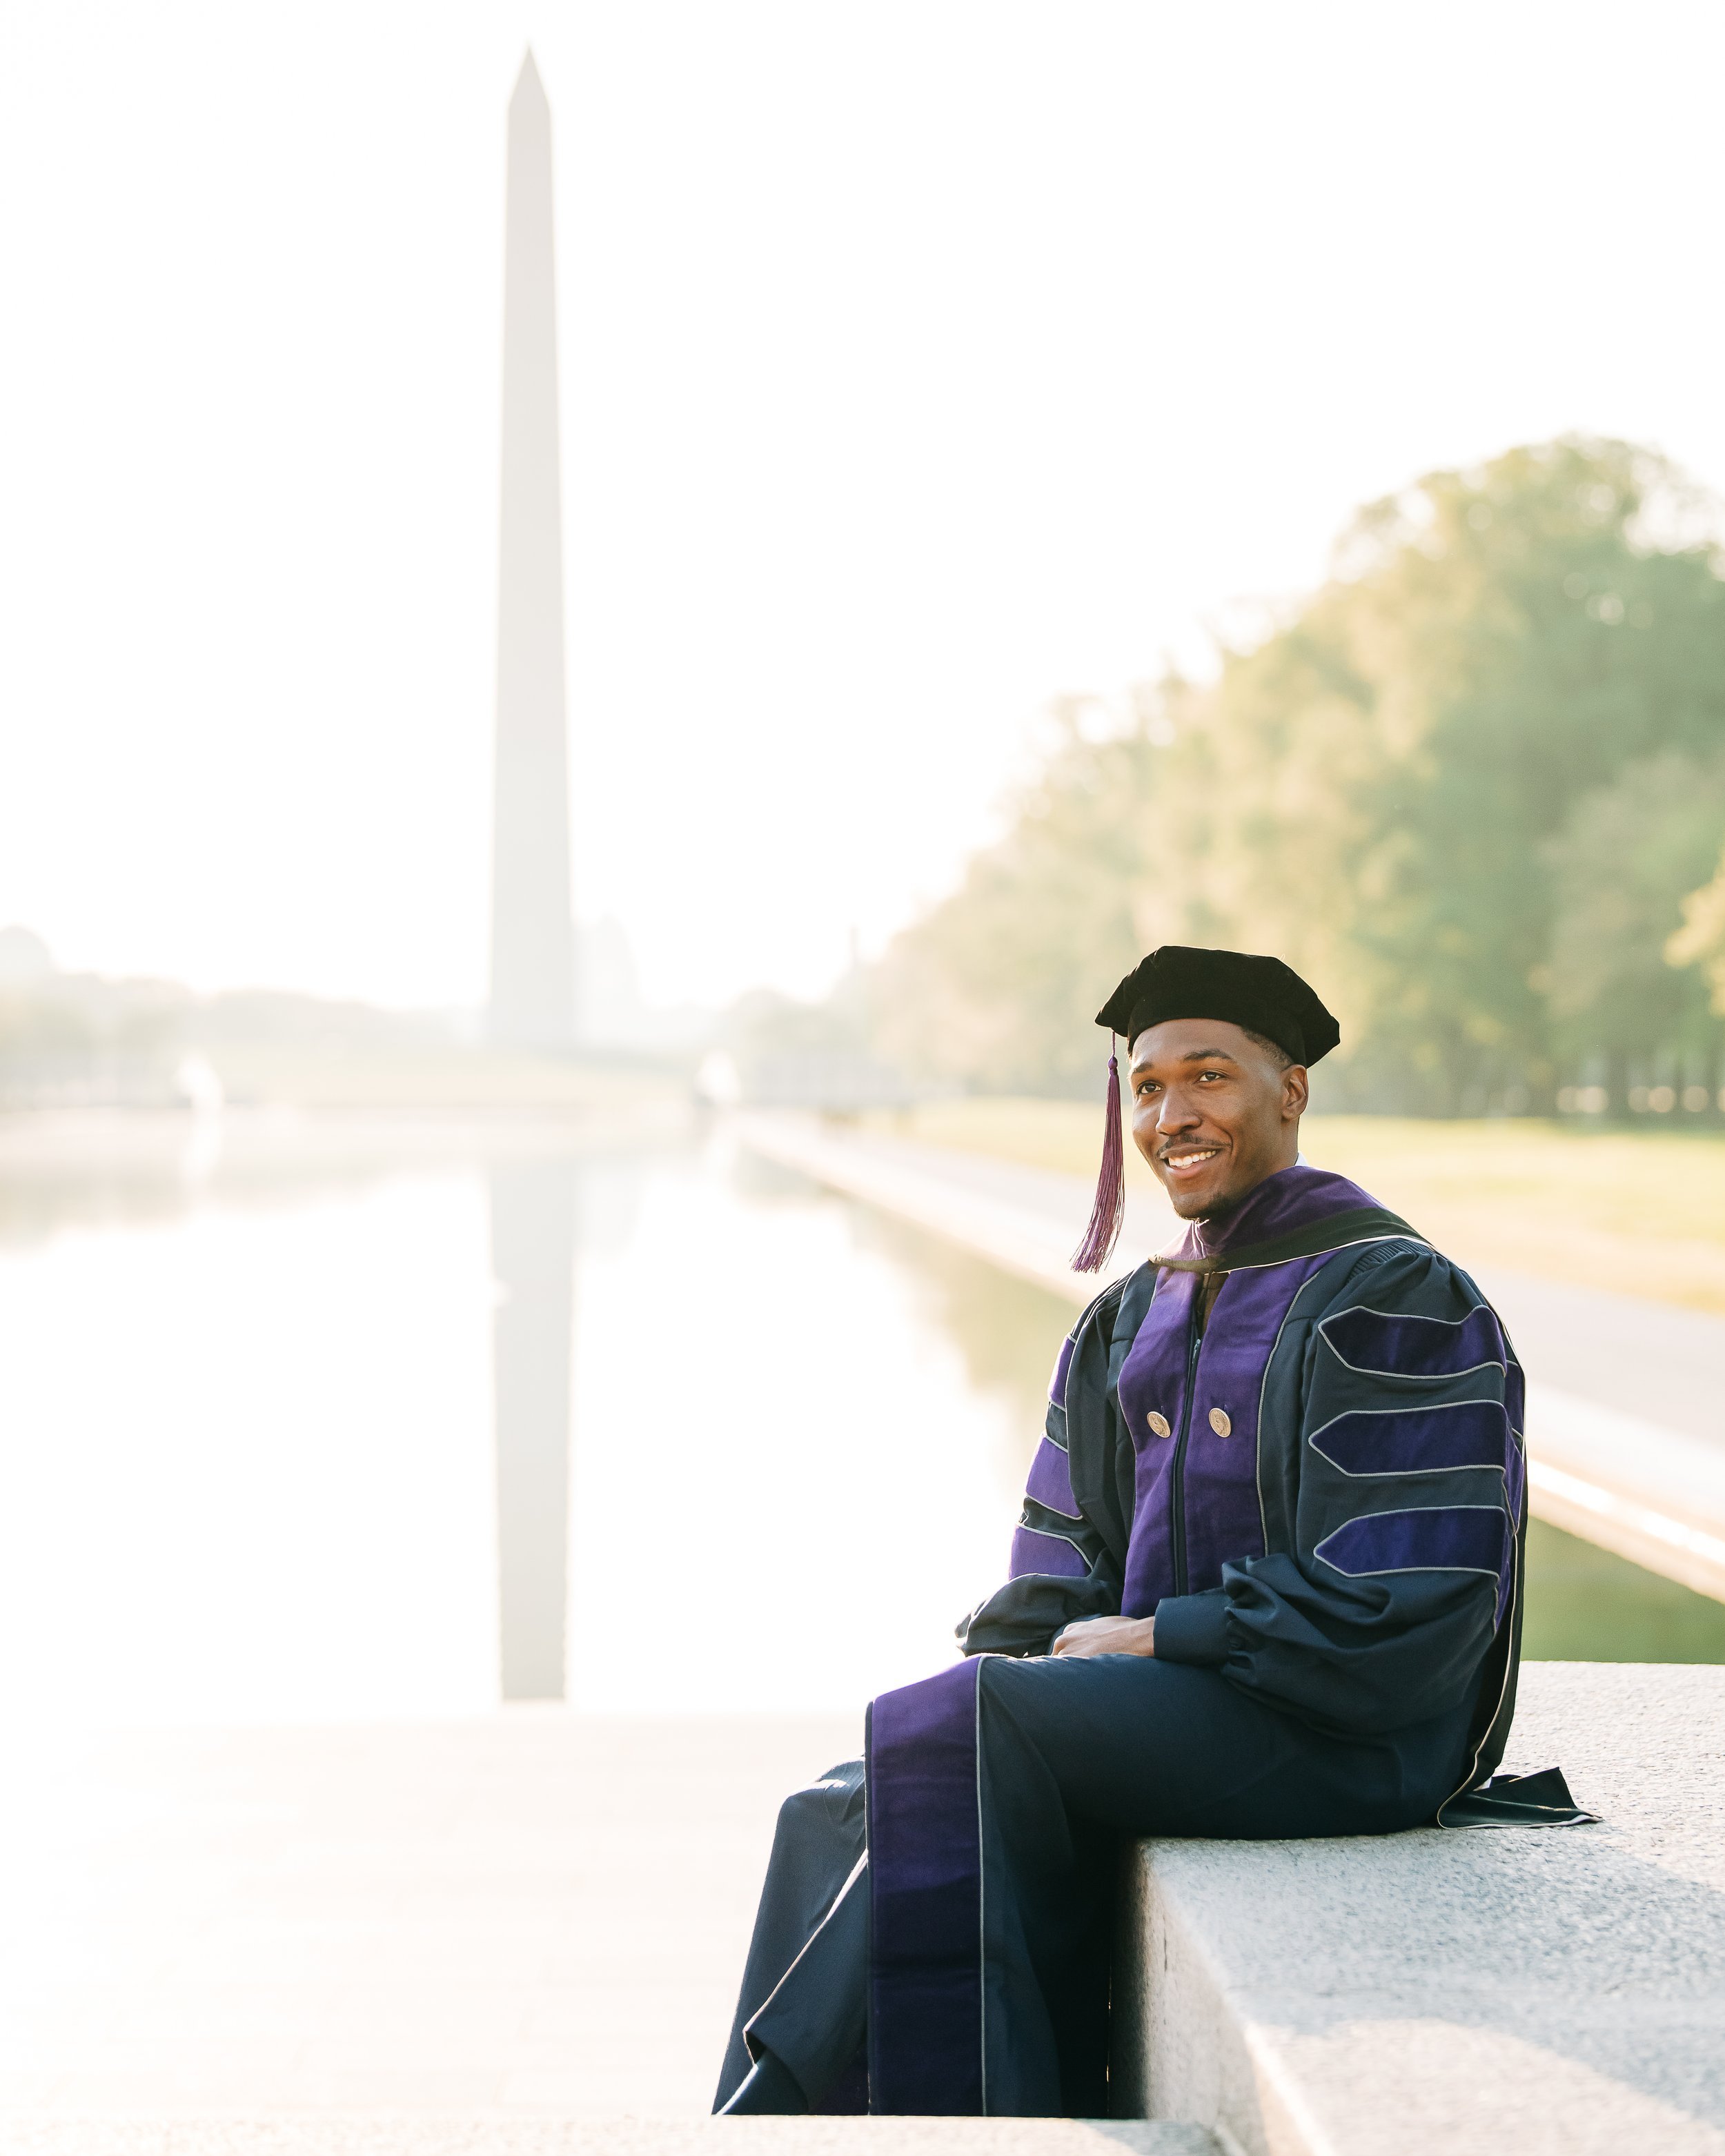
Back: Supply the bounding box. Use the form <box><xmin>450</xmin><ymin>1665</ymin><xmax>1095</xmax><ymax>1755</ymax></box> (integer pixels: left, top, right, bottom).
<box><xmin>511</xmin><ymin>48</ymin><xmax>547</xmax><ymax>111</ymax></box>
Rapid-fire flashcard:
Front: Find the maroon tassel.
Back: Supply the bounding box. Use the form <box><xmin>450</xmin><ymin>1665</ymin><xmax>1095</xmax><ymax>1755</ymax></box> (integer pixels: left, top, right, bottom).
<box><xmin>1071</xmin><ymin>1041</ymin><xmax>1125</xmax><ymax>1272</ymax></box>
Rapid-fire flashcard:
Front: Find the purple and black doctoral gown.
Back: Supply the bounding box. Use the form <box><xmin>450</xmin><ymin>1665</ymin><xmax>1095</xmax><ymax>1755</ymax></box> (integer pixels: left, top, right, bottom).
<box><xmin>718</xmin><ymin>1166</ymin><xmax>1578</xmax><ymax>2120</ymax></box>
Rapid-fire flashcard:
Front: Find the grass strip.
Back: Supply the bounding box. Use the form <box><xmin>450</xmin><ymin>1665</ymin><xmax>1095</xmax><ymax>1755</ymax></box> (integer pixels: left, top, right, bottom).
<box><xmin>862</xmin><ymin>1100</ymin><xmax>1725</xmax><ymax>1317</ymax></box>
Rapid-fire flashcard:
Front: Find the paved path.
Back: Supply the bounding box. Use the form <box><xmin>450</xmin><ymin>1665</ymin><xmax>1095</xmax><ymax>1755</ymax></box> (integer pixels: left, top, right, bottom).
<box><xmin>0</xmin><ymin>1710</ymin><xmax>1216</xmax><ymax>2150</ymax></box>
<box><xmin>0</xmin><ymin>1712</ymin><xmax>851</xmax><ymax>2119</ymax></box>
<box><xmin>739</xmin><ymin>1114</ymin><xmax>1725</xmax><ymax>1601</ymax></box>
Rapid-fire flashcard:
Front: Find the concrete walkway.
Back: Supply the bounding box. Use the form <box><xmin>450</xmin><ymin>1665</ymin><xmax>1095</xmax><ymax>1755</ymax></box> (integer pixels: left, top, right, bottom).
<box><xmin>0</xmin><ymin>1709</ymin><xmax>1211</xmax><ymax>2153</ymax></box>
<box><xmin>738</xmin><ymin>1114</ymin><xmax>1725</xmax><ymax>1602</ymax></box>
<box><xmin>0</xmin><ymin>1712</ymin><xmax>852</xmax><ymax>2118</ymax></box>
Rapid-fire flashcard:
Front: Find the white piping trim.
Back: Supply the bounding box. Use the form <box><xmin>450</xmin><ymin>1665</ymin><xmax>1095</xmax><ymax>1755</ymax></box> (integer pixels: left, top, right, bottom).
<box><xmin>1312</xmin><ymin>1451</ymin><xmax>1515</xmax><ymax>1486</ymax></box>
<box><xmin>1437</xmin><ymin>1501</ymin><xmax>1523</xmax><ymax>1826</ymax></box>
<box><xmin>1023</xmin><ymin>1438</ymin><xmax>1084</xmax><ymax>1521</ymax></box>
<box><xmin>975</xmin><ymin>1664</ymin><xmax>987</xmax><ymax>2116</ymax></box>
<box><xmin>1319</xmin><ymin>1555</ymin><xmax>1504</xmax><ymax>1580</ymax></box>
<box><xmin>1014</xmin><ymin>1517</ymin><xmax>1090</xmax><ymax>1556</ymax></box>
<box><xmin>740</xmin><ymin>1848</ymin><xmax>871</xmax><ymax>2068</ymax></box>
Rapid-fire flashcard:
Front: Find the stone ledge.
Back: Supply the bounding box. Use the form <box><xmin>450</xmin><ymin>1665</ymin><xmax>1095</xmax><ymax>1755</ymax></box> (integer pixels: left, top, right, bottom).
<box><xmin>1114</xmin><ymin>1662</ymin><xmax>1725</xmax><ymax>2155</ymax></box>
<box><xmin>0</xmin><ymin>2120</ymin><xmax>1216</xmax><ymax>2155</ymax></box>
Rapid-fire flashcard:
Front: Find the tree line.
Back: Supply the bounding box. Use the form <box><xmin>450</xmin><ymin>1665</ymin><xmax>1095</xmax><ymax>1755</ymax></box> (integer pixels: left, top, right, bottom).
<box><xmin>866</xmin><ymin>437</ymin><xmax>1725</xmax><ymax>1116</ymax></box>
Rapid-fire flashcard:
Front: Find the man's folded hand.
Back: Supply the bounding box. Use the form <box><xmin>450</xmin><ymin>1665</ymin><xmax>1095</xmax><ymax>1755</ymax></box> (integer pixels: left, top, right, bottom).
<box><xmin>1049</xmin><ymin>1614</ymin><xmax>1155</xmax><ymax>1660</ymax></box>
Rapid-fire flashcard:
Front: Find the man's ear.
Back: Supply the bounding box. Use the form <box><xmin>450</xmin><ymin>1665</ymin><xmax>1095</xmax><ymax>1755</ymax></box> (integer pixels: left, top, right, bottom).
<box><xmin>1282</xmin><ymin>1064</ymin><xmax>1310</xmax><ymax>1121</ymax></box>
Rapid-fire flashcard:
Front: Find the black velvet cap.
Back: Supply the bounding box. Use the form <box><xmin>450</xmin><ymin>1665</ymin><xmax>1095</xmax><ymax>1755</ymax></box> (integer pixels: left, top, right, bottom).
<box><xmin>1095</xmin><ymin>945</ymin><xmax>1339</xmax><ymax>1066</ymax></box>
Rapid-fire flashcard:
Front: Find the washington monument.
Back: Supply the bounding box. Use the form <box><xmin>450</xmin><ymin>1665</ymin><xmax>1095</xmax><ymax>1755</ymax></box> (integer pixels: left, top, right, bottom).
<box><xmin>489</xmin><ymin>52</ymin><xmax>575</xmax><ymax>1045</ymax></box>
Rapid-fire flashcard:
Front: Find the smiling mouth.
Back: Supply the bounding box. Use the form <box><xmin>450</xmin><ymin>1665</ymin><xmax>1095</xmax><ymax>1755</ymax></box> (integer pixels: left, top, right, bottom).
<box><xmin>1161</xmin><ymin>1146</ymin><xmax>1223</xmax><ymax>1171</ymax></box>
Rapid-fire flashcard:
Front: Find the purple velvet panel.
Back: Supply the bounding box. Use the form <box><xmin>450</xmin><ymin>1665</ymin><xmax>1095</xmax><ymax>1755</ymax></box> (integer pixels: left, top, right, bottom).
<box><xmin>1321</xmin><ymin>1303</ymin><xmax>1507</xmax><ymax>1379</ymax></box>
<box><xmin>1114</xmin><ymin>1269</ymin><xmax>1196</xmax><ymax>1614</ymax></box>
<box><xmin>1311</xmin><ymin>1401</ymin><xmax>1514</xmax><ymax>1478</ymax></box>
<box><xmin>1315</xmin><ymin>1504</ymin><xmax>1510</xmax><ymax>1594</ymax></box>
<box><xmin>1116</xmin><ymin>1257</ymin><xmax>1330</xmax><ymax>1618</ymax></box>
<box><xmin>1047</xmin><ymin>1334</ymin><xmax>1076</xmax><ymax>1408</ymax></box>
<box><xmin>1191</xmin><ymin>1165</ymin><xmax>1381</xmax><ymax>1260</ymax></box>
<box><xmin>1023</xmin><ymin>1436</ymin><xmax>1080</xmax><ymax>1517</ymax></box>
<box><xmin>867</xmin><ymin>1659</ymin><xmax>985</xmax><ymax>2116</ymax></box>
<box><xmin>1008</xmin><ymin>1524</ymin><xmax>1088</xmax><ymax>1579</ymax></box>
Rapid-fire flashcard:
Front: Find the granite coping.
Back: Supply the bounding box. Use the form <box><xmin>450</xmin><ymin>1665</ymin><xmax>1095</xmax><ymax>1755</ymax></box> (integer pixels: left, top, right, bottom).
<box><xmin>0</xmin><ymin>2123</ymin><xmax>1215</xmax><ymax>2155</ymax></box>
<box><xmin>1116</xmin><ymin>1661</ymin><xmax>1725</xmax><ymax>2155</ymax></box>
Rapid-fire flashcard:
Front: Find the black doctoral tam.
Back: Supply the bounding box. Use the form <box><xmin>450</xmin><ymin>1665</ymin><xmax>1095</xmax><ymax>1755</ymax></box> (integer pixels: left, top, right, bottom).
<box><xmin>1095</xmin><ymin>945</ymin><xmax>1340</xmax><ymax>1067</ymax></box>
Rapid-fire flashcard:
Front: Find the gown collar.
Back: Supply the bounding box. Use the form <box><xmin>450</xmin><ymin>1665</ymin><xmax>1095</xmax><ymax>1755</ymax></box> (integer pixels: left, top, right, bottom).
<box><xmin>1161</xmin><ymin>1164</ymin><xmax>1420</xmax><ymax>1274</ymax></box>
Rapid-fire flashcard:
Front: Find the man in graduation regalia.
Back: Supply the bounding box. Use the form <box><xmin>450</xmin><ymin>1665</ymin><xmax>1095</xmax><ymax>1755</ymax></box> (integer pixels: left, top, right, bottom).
<box><xmin>714</xmin><ymin>945</ymin><xmax>1584</xmax><ymax>2121</ymax></box>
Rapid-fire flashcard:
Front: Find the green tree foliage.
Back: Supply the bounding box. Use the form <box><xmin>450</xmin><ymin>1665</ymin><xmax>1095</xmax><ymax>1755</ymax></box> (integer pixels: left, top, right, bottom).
<box><xmin>876</xmin><ymin>439</ymin><xmax>1725</xmax><ymax>1108</ymax></box>
<box><xmin>871</xmin><ymin>697</ymin><xmax>1164</xmax><ymax>1095</ymax></box>
<box><xmin>1669</xmin><ymin>842</ymin><xmax>1725</xmax><ymax>1019</ymax></box>
<box><xmin>1544</xmin><ymin>751</ymin><xmax>1725</xmax><ymax>1063</ymax></box>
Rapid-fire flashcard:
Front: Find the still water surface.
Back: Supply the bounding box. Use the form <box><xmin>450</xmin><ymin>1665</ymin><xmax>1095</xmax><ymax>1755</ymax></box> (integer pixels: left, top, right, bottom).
<box><xmin>0</xmin><ymin>1118</ymin><xmax>1717</xmax><ymax>1727</ymax></box>
<box><xmin>0</xmin><ymin>1126</ymin><xmax>1045</xmax><ymax>1723</ymax></box>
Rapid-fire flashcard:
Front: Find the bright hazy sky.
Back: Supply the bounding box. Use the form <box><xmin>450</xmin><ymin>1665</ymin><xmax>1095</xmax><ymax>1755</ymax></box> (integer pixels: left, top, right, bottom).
<box><xmin>3</xmin><ymin>1</ymin><xmax>1724</xmax><ymax>1012</ymax></box>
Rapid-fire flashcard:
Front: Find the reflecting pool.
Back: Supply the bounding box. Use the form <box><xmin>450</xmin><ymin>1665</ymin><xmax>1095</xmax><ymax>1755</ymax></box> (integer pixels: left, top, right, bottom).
<box><xmin>0</xmin><ymin>1113</ymin><xmax>1716</xmax><ymax>1730</ymax></box>
<box><xmin>0</xmin><ymin>1120</ymin><xmax>1041</xmax><ymax>1723</ymax></box>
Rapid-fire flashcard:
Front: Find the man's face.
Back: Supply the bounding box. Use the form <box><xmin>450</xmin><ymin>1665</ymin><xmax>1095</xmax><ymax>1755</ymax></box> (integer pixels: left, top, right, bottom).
<box><xmin>1128</xmin><ymin>1018</ymin><xmax>1308</xmax><ymax>1220</ymax></box>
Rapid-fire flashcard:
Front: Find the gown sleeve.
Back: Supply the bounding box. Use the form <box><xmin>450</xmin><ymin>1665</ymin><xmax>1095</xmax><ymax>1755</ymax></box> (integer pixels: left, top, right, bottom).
<box><xmin>954</xmin><ymin>1306</ymin><xmax>1127</xmax><ymax>1659</ymax></box>
<box><xmin>1151</xmin><ymin>1243</ymin><xmax>1523</xmax><ymax>1738</ymax></box>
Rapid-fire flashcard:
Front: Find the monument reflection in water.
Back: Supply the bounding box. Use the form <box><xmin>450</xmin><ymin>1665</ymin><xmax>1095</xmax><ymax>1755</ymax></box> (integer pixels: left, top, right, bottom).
<box><xmin>489</xmin><ymin>1160</ymin><xmax>577</xmax><ymax>1701</ymax></box>
<box><xmin>0</xmin><ymin>1120</ymin><xmax>1040</xmax><ymax>1725</ymax></box>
